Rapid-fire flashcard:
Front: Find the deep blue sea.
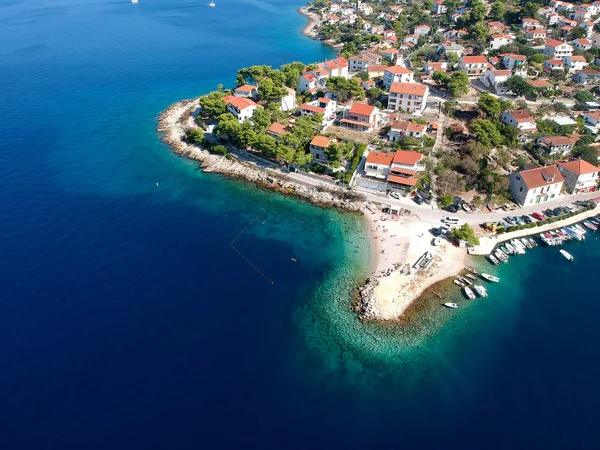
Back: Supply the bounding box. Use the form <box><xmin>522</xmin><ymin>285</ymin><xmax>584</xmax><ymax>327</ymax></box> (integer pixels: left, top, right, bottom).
<box><xmin>1</xmin><ymin>1</ymin><xmax>600</xmax><ymax>448</ymax></box>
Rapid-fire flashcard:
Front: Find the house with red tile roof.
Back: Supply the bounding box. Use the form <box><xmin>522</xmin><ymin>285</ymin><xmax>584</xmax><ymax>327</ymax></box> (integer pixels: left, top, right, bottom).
<box><xmin>488</xmin><ymin>34</ymin><xmax>514</xmax><ymax>50</ymax></box>
<box><xmin>544</xmin><ymin>59</ymin><xmax>565</xmax><ymax>71</ymax></box>
<box><xmin>414</xmin><ymin>24</ymin><xmax>431</xmax><ymax>36</ymax></box>
<box><xmin>364</xmin><ymin>150</ymin><xmax>424</xmax><ymax>187</ymax></box>
<box><xmin>571</xmin><ymin>38</ymin><xmax>591</xmax><ymax>51</ymax></box>
<box><xmin>388</xmin><ymin>82</ymin><xmax>429</xmax><ymax>114</ymax></box>
<box><xmin>458</xmin><ymin>55</ymin><xmax>487</xmax><ymax>77</ymax></box>
<box><xmin>536</xmin><ymin>136</ymin><xmax>577</xmax><ymax>155</ymax></box>
<box><xmin>509</xmin><ymin>165</ymin><xmax>564</xmax><ymax>206</ymax></box>
<box><xmin>234</xmin><ymin>85</ymin><xmax>258</xmax><ymax>99</ymax></box>
<box><xmin>564</xmin><ymin>55</ymin><xmax>588</xmax><ymax>73</ymax></box>
<box><xmin>388</xmin><ymin>121</ymin><xmax>427</xmax><ymax>141</ymax></box>
<box><xmin>364</xmin><ymin>151</ymin><xmax>395</xmax><ymax>179</ymax></box>
<box><xmin>500</xmin><ymin>110</ymin><xmax>537</xmax><ymax>134</ymax></box>
<box><xmin>223</xmin><ymin>96</ymin><xmax>260</xmax><ymax>123</ymax></box>
<box><xmin>340</xmin><ymin>103</ymin><xmax>381</xmax><ymax>132</ymax></box>
<box><xmin>543</xmin><ymin>39</ymin><xmax>573</xmax><ymax>58</ymax></box>
<box><xmin>300</xmin><ymin>97</ymin><xmax>337</xmax><ymax>126</ymax></box>
<box><xmin>383</xmin><ymin>66</ymin><xmax>415</xmax><ymax>89</ymax></box>
<box><xmin>525</xmin><ymin>79</ymin><xmax>553</xmax><ymax>91</ymax></box>
<box><xmin>309</xmin><ymin>135</ymin><xmax>332</xmax><ymax>161</ymax></box>
<box><xmin>558</xmin><ymin>158</ymin><xmax>599</xmax><ymax>193</ymax></box>
<box><xmin>573</xmin><ymin>67</ymin><xmax>600</xmax><ymax>85</ymax></box>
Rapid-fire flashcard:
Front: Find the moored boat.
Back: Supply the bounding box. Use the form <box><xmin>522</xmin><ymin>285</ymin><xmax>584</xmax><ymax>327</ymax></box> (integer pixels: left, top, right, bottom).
<box><xmin>473</xmin><ymin>285</ymin><xmax>488</xmax><ymax>298</ymax></box>
<box><xmin>481</xmin><ymin>273</ymin><xmax>500</xmax><ymax>282</ymax></box>
<box><xmin>560</xmin><ymin>249</ymin><xmax>574</xmax><ymax>261</ymax></box>
<box><xmin>521</xmin><ymin>237</ymin><xmax>533</xmax><ymax>249</ymax></box>
<box><xmin>465</xmin><ymin>266</ymin><xmax>478</xmax><ymax>274</ymax></box>
<box><xmin>444</xmin><ymin>302</ymin><xmax>459</xmax><ymax>309</ymax></box>
<box><xmin>583</xmin><ymin>220</ymin><xmax>598</xmax><ymax>231</ymax></box>
<box><xmin>464</xmin><ymin>273</ymin><xmax>477</xmax><ymax>280</ymax></box>
<box><xmin>528</xmin><ymin>237</ymin><xmax>537</xmax><ymax>247</ymax></box>
<box><xmin>489</xmin><ymin>254</ymin><xmax>499</xmax><ymax>265</ymax></box>
<box><xmin>454</xmin><ymin>279</ymin><xmax>465</xmax><ymax>287</ymax></box>
<box><xmin>463</xmin><ymin>286</ymin><xmax>476</xmax><ymax>300</ymax></box>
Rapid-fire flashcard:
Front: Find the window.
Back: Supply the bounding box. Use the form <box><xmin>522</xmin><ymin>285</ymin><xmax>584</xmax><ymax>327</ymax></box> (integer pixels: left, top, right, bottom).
<box><xmin>519</xmin><ymin>187</ymin><xmax>523</xmax><ymax>192</ymax></box>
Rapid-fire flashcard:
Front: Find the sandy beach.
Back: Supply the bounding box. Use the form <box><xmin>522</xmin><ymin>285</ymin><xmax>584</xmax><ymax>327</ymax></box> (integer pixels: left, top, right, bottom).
<box><xmin>358</xmin><ymin>209</ymin><xmax>467</xmax><ymax>321</ymax></box>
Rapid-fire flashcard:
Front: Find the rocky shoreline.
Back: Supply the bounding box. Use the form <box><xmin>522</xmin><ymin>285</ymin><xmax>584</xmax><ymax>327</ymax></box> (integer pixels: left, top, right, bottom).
<box><xmin>157</xmin><ymin>100</ymin><xmax>366</xmax><ymax>213</ymax></box>
<box><xmin>298</xmin><ymin>7</ymin><xmax>341</xmax><ymax>49</ymax></box>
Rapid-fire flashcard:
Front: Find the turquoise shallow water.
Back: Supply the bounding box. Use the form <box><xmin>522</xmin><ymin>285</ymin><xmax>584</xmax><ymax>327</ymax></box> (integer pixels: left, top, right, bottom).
<box><xmin>2</xmin><ymin>0</ymin><xmax>600</xmax><ymax>448</ymax></box>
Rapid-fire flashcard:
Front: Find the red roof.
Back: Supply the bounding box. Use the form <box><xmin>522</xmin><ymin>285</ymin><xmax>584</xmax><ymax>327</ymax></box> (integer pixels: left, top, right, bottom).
<box><xmin>385</xmin><ymin>66</ymin><xmax>413</xmax><ymax>75</ymax></box>
<box><xmin>310</xmin><ymin>135</ymin><xmax>331</xmax><ymax>148</ymax></box>
<box><xmin>366</xmin><ymin>151</ymin><xmax>394</xmax><ymax>166</ymax></box>
<box><xmin>224</xmin><ymin>96</ymin><xmax>258</xmax><ymax>110</ymax></box>
<box><xmin>539</xmin><ymin>136</ymin><xmax>576</xmax><ymax>146</ymax></box>
<box><xmin>546</xmin><ymin>59</ymin><xmax>564</xmax><ymax>65</ymax></box>
<box><xmin>301</xmin><ymin>103</ymin><xmax>326</xmax><ymax>114</ymax></box>
<box><xmin>392</xmin><ymin>150</ymin><xmax>424</xmax><ymax>165</ymax></box>
<box><xmin>387</xmin><ymin>174</ymin><xmax>417</xmax><ymax>186</ymax></box>
<box><xmin>558</xmin><ymin>158</ymin><xmax>598</xmax><ymax>175</ymax></box>
<box><xmin>461</xmin><ymin>55</ymin><xmax>487</xmax><ymax>64</ymax></box>
<box><xmin>519</xmin><ymin>165</ymin><xmax>564</xmax><ymax>189</ymax></box>
<box><xmin>389</xmin><ymin>82</ymin><xmax>428</xmax><ymax>96</ymax></box>
<box><xmin>507</xmin><ymin>109</ymin><xmax>535</xmax><ymax>123</ymax></box>
<box><xmin>235</xmin><ymin>85</ymin><xmax>257</xmax><ymax>93</ymax></box>
<box><xmin>349</xmin><ymin>103</ymin><xmax>376</xmax><ymax>117</ymax></box>
<box><xmin>546</xmin><ymin>39</ymin><xmax>569</xmax><ymax>48</ymax></box>
<box><xmin>267</xmin><ymin>122</ymin><xmax>288</xmax><ymax>135</ymax></box>
<box><xmin>526</xmin><ymin>79</ymin><xmax>553</xmax><ymax>88</ymax></box>
<box><xmin>390</xmin><ymin>121</ymin><xmax>427</xmax><ymax>133</ymax></box>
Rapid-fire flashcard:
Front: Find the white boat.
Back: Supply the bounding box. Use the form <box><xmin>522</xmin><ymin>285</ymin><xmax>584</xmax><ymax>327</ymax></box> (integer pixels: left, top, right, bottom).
<box><xmin>444</xmin><ymin>302</ymin><xmax>459</xmax><ymax>309</ymax></box>
<box><xmin>560</xmin><ymin>249</ymin><xmax>574</xmax><ymax>261</ymax></box>
<box><xmin>521</xmin><ymin>238</ymin><xmax>533</xmax><ymax>249</ymax></box>
<box><xmin>465</xmin><ymin>266</ymin><xmax>478</xmax><ymax>274</ymax></box>
<box><xmin>208</xmin><ymin>1</ymin><xmax>216</xmax><ymax>6</ymax></box>
<box><xmin>489</xmin><ymin>254</ymin><xmax>499</xmax><ymax>265</ymax></box>
<box><xmin>528</xmin><ymin>237</ymin><xmax>537</xmax><ymax>247</ymax></box>
<box><xmin>463</xmin><ymin>286</ymin><xmax>476</xmax><ymax>300</ymax></box>
<box><xmin>481</xmin><ymin>273</ymin><xmax>500</xmax><ymax>282</ymax></box>
<box><xmin>453</xmin><ymin>279</ymin><xmax>465</xmax><ymax>287</ymax></box>
<box><xmin>473</xmin><ymin>285</ymin><xmax>488</xmax><ymax>298</ymax></box>
<box><xmin>464</xmin><ymin>273</ymin><xmax>477</xmax><ymax>280</ymax></box>
<box><xmin>132</xmin><ymin>0</ymin><xmax>138</xmax><ymax>3</ymax></box>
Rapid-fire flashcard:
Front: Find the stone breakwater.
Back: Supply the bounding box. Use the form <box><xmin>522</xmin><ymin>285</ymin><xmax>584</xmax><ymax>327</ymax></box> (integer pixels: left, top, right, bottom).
<box><xmin>157</xmin><ymin>100</ymin><xmax>366</xmax><ymax>212</ymax></box>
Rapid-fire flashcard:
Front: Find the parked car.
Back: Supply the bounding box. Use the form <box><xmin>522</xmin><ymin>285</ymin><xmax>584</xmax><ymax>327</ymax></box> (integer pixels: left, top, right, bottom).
<box><xmin>390</xmin><ymin>192</ymin><xmax>400</xmax><ymax>200</ymax></box>
<box><xmin>531</xmin><ymin>212</ymin><xmax>546</xmax><ymax>221</ymax></box>
<box><xmin>544</xmin><ymin>208</ymin><xmax>555</xmax><ymax>217</ymax></box>
<box><xmin>522</xmin><ymin>215</ymin><xmax>532</xmax><ymax>224</ymax></box>
<box><xmin>553</xmin><ymin>207</ymin><xmax>563</xmax><ymax>216</ymax></box>
<box><xmin>445</xmin><ymin>204</ymin><xmax>458</xmax><ymax>213</ymax></box>
<box><xmin>515</xmin><ymin>216</ymin><xmax>524</xmax><ymax>225</ymax></box>
<box><xmin>413</xmin><ymin>195</ymin><xmax>424</xmax><ymax>205</ymax></box>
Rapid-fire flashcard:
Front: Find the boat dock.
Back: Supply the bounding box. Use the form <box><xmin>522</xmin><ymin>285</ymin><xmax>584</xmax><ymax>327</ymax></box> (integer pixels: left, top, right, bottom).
<box><xmin>469</xmin><ymin>206</ymin><xmax>599</xmax><ymax>256</ymax></box>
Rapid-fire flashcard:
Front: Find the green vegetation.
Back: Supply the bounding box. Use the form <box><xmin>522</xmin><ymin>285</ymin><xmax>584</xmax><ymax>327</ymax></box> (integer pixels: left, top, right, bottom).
<box><xmin>450</xmin><ymin>223</ymin><xmax>480</xmax><ymax>245</ymax></box>
<box><xmin>198</xmin><ymin>91</ymin><xmax>227</xmax><ymax>117</ymax></box>
<box><xmin>325</xmin><ymin>77</ymin><xmax>365</xmax><ymax>102</ymax></box>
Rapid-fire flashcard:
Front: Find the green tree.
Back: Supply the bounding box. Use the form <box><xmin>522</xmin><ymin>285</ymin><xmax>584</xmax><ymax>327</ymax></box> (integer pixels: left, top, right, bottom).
<box><xmin>215</xmin><ymin>113</ymin><xmax>241</xmax><ymax>139</ymax></box>
<box><xmin>258</xmin><ymin>78</ymin><xmax>287</xmax><ymax>102</ymax></box>
<box><xmin>574</xmin><ymin>90</ymin><xmax>595</xmax><ymax>103</ymax></box>
<box><xmin>478</xmin><ymin>93</ymin><xmax>502</xmax><ymax>118</ymax></box>
<box><xmin>470</xmin><ymin>0</ymin><xmax>486</xmax><ymax>23</ymax></box>
<box><xmin>439</xmin><ymin>193</ymin><xmax>454</xmax><ymax>207</ymax></box>
<box><xmin>469</xmin><ymin>119</ymin><xmax>504</xmax><ymax>148</ymax></box>
<box><xmin>519</xmin><ymin>3</ymin><xmax>539</xmax><ymax>20</ymax></box>
<box><xmin>198</xmin><ymin>91</ymin><xmax>227</xmax><ymax>117</ymax></box>
<box><xmin>448</xmin><ymin>72</ymin><xmax>470</xmax><ymax>97</ymax></box>
<box><xmin>574</xmin><ymin>144</ymin><xmax>599</xmax><ymax>165</ymax></box>
<box><xmin>506</xmin><ymin>76</ymin><xmax>535</xmax><ymax>97</ymax></box>
<box><xmin>450</xmin><ymin>223</ymin><xmax>480</xmax><ymax>245</ymax></box>
<box><xmin>571</xmin><ymin>27</ymin><xmax>586</xmax><ymax>39</ymax></box>
<box><xmin>250</xmin><ymin>107</ymin><xmax>271</xmax><ymax>131</ymax></box>
<box><xmin>433</xmin><ymin>71</ymin><xmax>451</xmax><ymax>86</ymax></box>
<box><xmin>490</xmin><ymin>2</ymin><xmax>504</xmax><ymax>20</ymax></box>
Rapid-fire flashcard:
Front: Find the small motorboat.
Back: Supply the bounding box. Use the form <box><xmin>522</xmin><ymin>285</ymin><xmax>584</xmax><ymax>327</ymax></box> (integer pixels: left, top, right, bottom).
<box><xmin>560</xmin><ymin>249</ymin><xmax>574</xmax><ymax>261</ymax></box>
<box><xmin>473</xmin><ymin>285</ymin><xmax>488</xmax><ymax>298</ymax></box>
<box><xmin>464</xmin><ymin>273</ymin><xmax>477</xmax><ymax>280</ymax></box>
<box><xmin>583</xmin><ymin>220</ymin><xmax>598</xmax><ymax>231</ymax></box>
<box><xmin>521</xmin><ymin>238</ymin><xmax>533</xmax><ymax>249</ymax></box>
<box><xmin>208</xmin><ymin>1</ymin><xmax>216</xmax><ymax>6</ymax></box>
<box><xmin>463</xmin><ymin>286</ymin><xmax>476</xmax><ymax>300</ymax></box>
<box><xmin>528</xmin><ymin>237</ymin><xmax>537</xmax><ymax>247</ymax></box>
<box><xmin>481</xmin><ymin>273</ymin><xmax>500</xmax><ymax>282</ymax></box>
<box><xmin>444</xmin><ymin>303</ymin><xmax>459</xmax><ymax>309</ymax></box>
<box><xmin>489</xmin><ymin>254</ymin><xmax>499</xmax><ymax>265</ymax></box>
<box><xmin>460</xmin><ymin>276</ymin><xmax>473</xmax><ymax>286</ymax></box>
<box><xmin>465</xmin><ymin>266</ymin><xmax>478</xmax><ymax>274</ymax></box>
<box><xmin>454</xmin><ymin>279</ymin><xmax>465</xmax><ymax>287</ymax></box>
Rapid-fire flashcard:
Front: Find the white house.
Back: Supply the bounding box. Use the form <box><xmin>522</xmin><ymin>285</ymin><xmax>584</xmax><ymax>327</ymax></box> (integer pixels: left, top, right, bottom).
<box><xmin>564</xmin><ymin>55</ymin><xmax>588</xmax><ymax>73</ymax></box>
<box><xmin>300</xmin><ymin>97</ymin><xmax>337</xmax><ymax>126</ymax></box>
<box><xmin>544</xmin><ymin>59</ymin><xmax>565</xmax><ymax>71</ymax></box>
<box><xmin>424</xmin><ymin>61</ymin><xmax>447</xmax><ymax>75</ymax></box>
<box><xmin>581</xmin><ymin>111</ymin><xmax>600</xmax><ymax>134</ymax></box>
<box><xmin>387</xmin><ymin>150</ymin><xmax>425</xmax><ymax>188</ymax></box>
<box><xmin>403</xmin><ymin>34</ymin><xmax>420</xmax><ymax>46</ymax></box>
<box><xmin>388</xmin><ymin>82</ymin><xmax>429</xmax><ymax>114</ymax></box>
<box><xmin>502</xmin><ymin>54</ymin><xmax>527</xmax><ymax>74</ymax></box>
<box><xmin>364</xmin><ymin>151</ymin><xmax>394</xmax><ymax>179</ymax></box>
<box><xmin>537</xmin><ymin>136</ymin><xmax>577</xmax><ymax>155</ymax></box>
<box><xmin>433</xmin><ymin>0</ymin><xmax>447</xmax><ymax>14</ymax></box>
<box><xmin>571</xmin><ymin>38</ymin><xmax>591</xmax><ymax>51</ymax></box>
<box><xmin>458</xmin><ymin>55</ymin><xmax>487</xmax><ymax>77</ymax></box>
<box><xmin>340</xmin><ymin>103</ymin><xmax>382</xmax><ymax>132</ymax></box>
<box><xmin>280</xmin><ymin>87</ymin><xmax>297</xmax><ymax>112</ymax></box>
<box><xmin>525</xmin><ymin>27</ymin><xmax>546</xmax><ymax>42</ymax></box>
<box><xmin>521</xmin><ymin>18</ymin><xmax>540</xmax><ymax>29</ymax></box>
<box><xmin>414</xmin><ymin>25</ymin><xmax>431</xmax><ymax>36</ymax></box>
<box><xmin>348</xmin><ymin>53</ymin><xmax>380</xmax><ymax>72</ymax></box>
<box><xmin>509</xmin><ymin>165</ymin><xmax>564</xmax><ymax>206</ymax></box>
<box><xmin>489</xmin><ymin>34</ymin><xmax>514</xmax><ymax>50</ymax></box>
<box><xmin>482</xmin><ymin>69</ymin><xmax>512</xmax><ymax>94</ymax></box>
<box><xmin>500</xmin><ymin>110</ymin><xmax>537</xmax><ymax>133</ymax></box>
<box><xmin>573</xmin><ymin>68</ymin><xmax>600</xmax><ymax>85</ymax></box>
<box><xmin>234</xmin><ymin>85</ymin><xmax>258</xmax><ymax>99</ymax></box>
<box><xmin>388</xmin><ymin>120</ymin><xmax>427</xmax><ymax>141</ymax></box>
<box><xmin>558</xmin><ymin>158</ymin><xmax>599</xmax><ymax>193</ymax></box>
<box><xmin>543</xmin><ymin>39</ymin><xmax>573</xmax><ymax>58</ymax></box>
<box><xmin>223</xmin><ymin>96</ymin><xmax>259</xmax><ymax>123</ymax></box>
<box><xmin>383</xmin><ymin>66</ymin><xmax>414</xmax><ymax>89</ymax></box>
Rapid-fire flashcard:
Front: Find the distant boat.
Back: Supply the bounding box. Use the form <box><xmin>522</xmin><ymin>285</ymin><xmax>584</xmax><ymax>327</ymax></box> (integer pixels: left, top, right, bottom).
<box><xmin>481</xmin><ymin>273</ymin><xmax>500</xmax><ymax>282</ymax></box>
<box><xmin>208</xmin><ymin>1</ymin><xmax>216</xmax><ymax>6</ymax></box>
<box><xmin>132</xmin><ymin>0</ymin><xmax>138</xmax><ymax>3</ymax></box>
<box><xmin>465</xmin><ymin>266</ymin><xmax>478</xmax><ymax>274</ymax></box>
<box><xmin>560</xmin><ymin>249</ymin><xmax>574</xmax><ymax>261</ymax></box>
<box><xmin>453</xmin><ymin>279</ymin><xmax>465</xmax><ymax>287</ymax></box>
<box><xmin>444</xmin><ymin>303</ymin><xmax>459</xmax><ymax>309</ymax></box>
